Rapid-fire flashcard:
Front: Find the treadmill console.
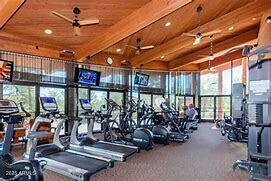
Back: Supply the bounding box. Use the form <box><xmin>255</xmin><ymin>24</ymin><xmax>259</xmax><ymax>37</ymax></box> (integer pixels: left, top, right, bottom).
<box><xmin>40</xmin><ymin>97</ymin><xmax>58</xmax><ymax>112</ymax></box>
<box><xmin>80</xmin><ymin>99</ymin><xmax>92</xmax><ymax>111</ymax></box>
<box><xmin>0</xmin><ymin>100</ymin><xmax>19</xmax><ymax>115</ymax></box>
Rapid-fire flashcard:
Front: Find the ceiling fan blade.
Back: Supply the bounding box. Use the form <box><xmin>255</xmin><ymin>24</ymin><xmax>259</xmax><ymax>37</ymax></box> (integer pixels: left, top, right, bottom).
<box><xmin>202</xmin><ymin>30</ymin><xmax>222</xmax><ymax>37</ymax></box>
<box><xmin>79</xmin><ymin>18</ymin><xmax>99</xmax><ymax>26</ymax></box>
<box><xmin>141</xmin><ymin>45</ymin><xmax>154</xmax><ymax>50</ymax></box>
<box><xmin>193</xmin><ymin>37</ymin><xmax>201</xmax><ymax>45</ymax></box>
<box><xmin>74</xmin><ymin>26</ymin><xmax>81</xmax><ymax>36</ymax></box>
<box><xmin>51</xmin><ymin>11</ymin><xmax>73</xmax><ymax>23</ymax></box>
<box><xmin>182</xmin><ymin>32</ymin><xmax>197</xmax><ymax>37</ymax></box>
<box><xmin>126</xmin><ymin>45</ymin><xmax>138</xmax><ymax>49</ymax></box>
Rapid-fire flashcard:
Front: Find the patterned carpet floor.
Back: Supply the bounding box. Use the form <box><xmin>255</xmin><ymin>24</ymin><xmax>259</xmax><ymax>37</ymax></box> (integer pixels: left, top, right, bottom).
<box><xmin>13</xmin><ymin>123</ymin><xmax>248</xmax><ymax>181</ymax></box>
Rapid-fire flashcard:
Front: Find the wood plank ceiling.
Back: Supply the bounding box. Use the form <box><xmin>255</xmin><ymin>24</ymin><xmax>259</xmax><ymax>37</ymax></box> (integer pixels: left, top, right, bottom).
<box><xmin>1</xmin><ymin>0</ymin><xmax>271</xmax><ymax>71</ymax></box>
<box><xmin>2</xmin><ymin>0</ymin><xmax>151</xmax><ymax>47</ymax></box>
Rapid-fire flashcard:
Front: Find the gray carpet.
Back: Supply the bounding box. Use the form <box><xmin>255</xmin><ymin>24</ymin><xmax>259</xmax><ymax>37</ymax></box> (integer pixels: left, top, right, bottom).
<box><xmin>13</xmin><ymin>123</ymin><xmax>248</xmax><ymax>181</ymax></box>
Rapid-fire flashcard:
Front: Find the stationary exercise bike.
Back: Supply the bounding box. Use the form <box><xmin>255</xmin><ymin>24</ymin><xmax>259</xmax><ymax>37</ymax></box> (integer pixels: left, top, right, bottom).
<box><xmin>0</xmin><ymin>100</ymin><xmax>47</xmax><ymax>181</ymax></box>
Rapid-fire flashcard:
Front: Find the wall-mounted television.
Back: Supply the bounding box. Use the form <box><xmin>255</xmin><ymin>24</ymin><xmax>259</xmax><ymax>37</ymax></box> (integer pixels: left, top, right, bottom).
<box><xmin>74</xmin><ymin>67</ymin><xmax>101</xmax><ymax>86</ymax></box>
<box><xmin>0</xmin><ymin>59</ymin><xmax>13</xmax><ymax>83</ymax></box>
<box><xmin>134</xmin><ymin>72</ymin><xmax>149</xmax><ymax>86</ymax></box>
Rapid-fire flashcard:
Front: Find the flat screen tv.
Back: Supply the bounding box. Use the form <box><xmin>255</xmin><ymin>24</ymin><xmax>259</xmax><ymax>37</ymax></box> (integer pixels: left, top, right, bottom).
<box><xmin>0</xmin><ymin>59</ymin><xmax>13</xmax><ymax>83</ymax></box>
<box><xmin>134</xmin><ymin>72</ymin><xmax>149</xmax><ymax>86</ymax></box>
<box><xmin>74</xmin><ymin>67</ymin><xmax>101</xmax><ymax>86</ymax></box>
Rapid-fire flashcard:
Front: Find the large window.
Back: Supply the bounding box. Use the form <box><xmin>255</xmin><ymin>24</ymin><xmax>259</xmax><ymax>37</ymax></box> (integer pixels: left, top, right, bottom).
<box><xmin>90</xmin><ymin>90</ymin><xmax>107</xmax><ymax>131</ymax></box>
<box><xmin>140</xmin><ymin>93</ymin><xmax>152</xmax><ymax>106</ymax></box>
<box><xmin>216</xmin><ymin>96</ymin><xmax>231</xmax><ymax>119</ymax></box>
<box><xmin>109</xmin><ymin>92</ymin><xmax>124</xmax><ymax>122</ymax></box>
<box><xmin>78</xmin><ymin>88</ymin><xmax>89</xmax><ymax>113</ymax></box>
<box><xmin>90</xmin><ymin>90</ymin><xmax>107</xmax><ymax>111</ymax></box>
<box><xmin>40</xmin><ymin>87</ymin><xmax>65</xmax><ymax>113</ymax></box>
<box><xmin>232</xmin><ymin>65</ymin><xmax>242</xmax><ymax>84</ymax></box>
<box><xmin>177</xmin><ymin>96</ymin><xmax>185</xmax><ymax>111</ymax></box>
<box><xmin>40</xmin><ymin>87</ymin><xmax>66</xmax><ymax>134</ymax></box>
<box><xmin>200</xmin><ymin>73</ymin><xmax>218</xmax><ymax>95</ymax></box>
<box><xmin>222</xmin><ymin>69</ymin><xmax>231</xmax><ymax>95</ymax></box>
<box><xmin>152</xmin><ymin>94</ymin><xmax>163</xmax><ymax>110</ymax></box>
<box><xmin>170</xmin><ymin>94</ymin><xmax>176</xmax><ymax>107</ymax></box>
<box><xmin>176</xmin><ymin>73</ymin><xmax>192</xmax><ymax>95</ymax></box>
<box><xmin>109</xmin><ymin>92</ymin><xmax>123</xmax><ymax>107</ymax></box>
<box><xmin>3</xmin><ymin>84</ymin><xmax>36</xmax><ymax>116</ymax></box>
<box><xmin>77</xmin><ymin>88</ymin><xmax>89</xmax><ymax>134</ymax></box>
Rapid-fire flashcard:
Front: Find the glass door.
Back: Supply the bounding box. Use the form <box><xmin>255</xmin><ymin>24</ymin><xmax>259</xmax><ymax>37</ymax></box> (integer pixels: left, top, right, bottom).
<box><xmin>176</xmin><ymin>95</ymin><xmax>195</xmax><ymax>111</ymax></box>
<box><xmin>199</xmin><ymin>95</ymin><xmax>231</xmax><ymax>121</ymax></box>
<box><xmin>200</xmin><ymin>96</ymin><xmax>215</xmax><ymax>121</ymax></box>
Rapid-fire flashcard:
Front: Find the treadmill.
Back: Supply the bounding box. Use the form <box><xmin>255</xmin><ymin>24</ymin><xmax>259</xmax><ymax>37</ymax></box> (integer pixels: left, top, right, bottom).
<box><xmin>25</xmin><ymin>97</ymin><xmax>114</xmax><ymax>181</ymax></box>
<box><xmin>69</xmin><ymin>99</ymin><xmax>139</xmax><ymax>162</ymax></box>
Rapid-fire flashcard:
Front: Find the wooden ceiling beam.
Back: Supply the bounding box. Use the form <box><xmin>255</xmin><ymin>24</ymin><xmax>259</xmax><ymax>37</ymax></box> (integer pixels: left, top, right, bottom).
<box><xmin>0</xmin><ymin>31</ymin><xmax>63</xmax><ymax>50</ymax></box>
<box><xmin>198</xmin><ymin>49</ymin><xmax>243</xmax><ymax>71</ymax></box>
<box><xmin>131</xmin><ymin>0</ymin><xmax>271</xmax><ymax>67</ymax></box>
<box><xmin>169</xmin><ymin>28</ymin><xmax>258</xmax><ymax>70</ymax></box>
<box><xmin>0</xmin><ymin>38</ymin><xmax>62</xmax><ymax>60</ymax></box>
<box><xmin>0</xmin><ymin>31</ymin><xmax>69</xmax><ymax>60</ymax></box>
<box><xmin>0</xmin><ymin>0</ymin><xmax>25</xmax><ymax>29</ymax></box>
<box><xmin>75</xmin><ymin>0</ymin><xmax>193</xmax><ymax>60</ymax></box>
<box><xmin>142</xmin><ymin>61</ymin><xmax>169</xmax><ymax>71</ymax></box>
<box><xmin>175</xmin><ymin>64</ymin><xmax>200</xmax><ymax>71</ymax></box>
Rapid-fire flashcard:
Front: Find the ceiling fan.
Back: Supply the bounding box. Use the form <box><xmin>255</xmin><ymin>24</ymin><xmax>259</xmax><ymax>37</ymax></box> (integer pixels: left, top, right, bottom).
<box><xmin>182</xmin><ymin>6</ymin><xmax>221</xmax><ymax>45</ymax></box>
<box><xmin>51</xmin><ymin>7</ymin><xmax>99</xmax><ymax>36</ymax></box>
<box><xmin>126</xmin><ymin>38</ymin><xmax>154</xmax><ymax>54</ymax></box>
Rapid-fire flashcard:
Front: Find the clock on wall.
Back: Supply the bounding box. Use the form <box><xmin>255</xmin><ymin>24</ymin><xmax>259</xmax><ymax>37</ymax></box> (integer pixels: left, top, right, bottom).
<box><xmin>106</xmin><ymin>57</ymin><xmax>113</xmax><ymax>65</ymax></box>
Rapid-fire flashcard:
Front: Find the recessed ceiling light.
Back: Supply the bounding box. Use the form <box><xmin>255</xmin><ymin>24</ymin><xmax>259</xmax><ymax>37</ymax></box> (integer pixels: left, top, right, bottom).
<box><xmin>165</xmin><ymin>22</ymin><xmax>171</xmax><ymax>27</ymax></box>
<box><xmin>161</xmin><ymin>55</ymin><xmax>165</xmax><ymax>59</ymax></box>
<box><xmin>228</xmin><ymin>26</ymin><xmax>234</xmax><ymax>31</ymax></box>
<box><xmin>267</xmin><ymin>16</ymin><xmax>271</xmax><ymax>24</ymax></box>
<box><xmin>252</xmin><ymin>17</ymin><xmax>257</xmax><ymax>21</ymax></box>
<box><xmin>44</xmin><ymin>29</ymin><xmax>53</xmax><ymax>35</ymax></box>
<box><xmin>116</xmin><ymin>48</ymin><xmax>121</xmax><ymax>52</ymax></box>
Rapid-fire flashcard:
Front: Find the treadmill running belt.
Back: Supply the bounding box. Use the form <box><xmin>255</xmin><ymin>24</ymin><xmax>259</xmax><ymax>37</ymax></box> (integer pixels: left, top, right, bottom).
<box><xmin>89</xmin><ymin>142</ymin><xmax>137</xmax><ymax>157</ymax></box>
<box><xmin>44</xmin><ymin>151</ymin><xmax>108</xmax><ymax>174</ymax></box>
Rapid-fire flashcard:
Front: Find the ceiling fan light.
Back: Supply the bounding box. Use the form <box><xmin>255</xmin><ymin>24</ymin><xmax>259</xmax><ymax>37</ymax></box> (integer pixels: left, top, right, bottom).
<box><xmin>165</xmin><ymin>22</ymin><xmax>171</xmax><ymax>27</ymax></box>
<box><xmin>193</xmin><ymin>37</ymin><xmax>201</xmax><ymax>45</ymax></box>
<box><xmin>209</xmin><ymin>55</ymin><xmax>215</xmax><ymax>60</ymax></box>
<box><xmin>228</xmin><ymin>26</ymin><xmax>234</xmax><ymax>31</ymax></box>
<box><xmin>44</xmin><ymin>29</ymin><xmax>53</xmax><ymax>35</ymax></box>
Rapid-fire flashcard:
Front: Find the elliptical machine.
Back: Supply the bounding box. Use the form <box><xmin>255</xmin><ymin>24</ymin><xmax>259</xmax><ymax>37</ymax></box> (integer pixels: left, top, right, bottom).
<box><xmin>137</xmin><ymin>100</ymin><xmax>170</xmax><ymax>145</ymax></box>
<box><xmin>157</xmin><ymin>102</ymin><xmax>189</xmax><ymax>143</ymax></box>
<box><xmin>102</xmin><ymin>98</ymin><xmax>153</xmax><ymax>150</ymax></box>
<box><xmin>0</xmin><ymin>100</ymin><xmax>46</xmax><ymax>181</ymax></box>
